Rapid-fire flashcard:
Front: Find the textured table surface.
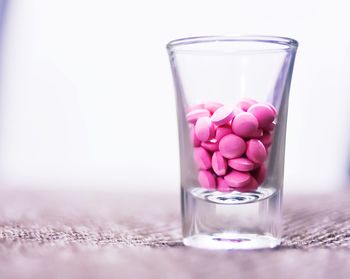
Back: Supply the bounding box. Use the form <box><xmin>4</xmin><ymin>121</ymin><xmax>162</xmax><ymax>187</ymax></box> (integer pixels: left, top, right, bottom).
<box><xmin>1</xmin><ymin>189</ymin><xmax>350</xmax><ymax>278</ymax></box>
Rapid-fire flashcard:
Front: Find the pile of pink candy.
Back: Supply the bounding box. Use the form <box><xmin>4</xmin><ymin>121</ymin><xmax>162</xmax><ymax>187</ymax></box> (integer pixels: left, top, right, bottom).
<box><xmin>186</xmin><ymin>98</ymin><xmax>277</xmax><ymax>192</ymax></box>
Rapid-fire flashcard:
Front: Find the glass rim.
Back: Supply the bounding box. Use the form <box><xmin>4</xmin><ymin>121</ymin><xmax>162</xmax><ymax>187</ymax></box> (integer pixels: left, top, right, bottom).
<box><xmin>166</xmin><ymin>35</ymin><xmax>298</xmax><ymax>52</ymax></box>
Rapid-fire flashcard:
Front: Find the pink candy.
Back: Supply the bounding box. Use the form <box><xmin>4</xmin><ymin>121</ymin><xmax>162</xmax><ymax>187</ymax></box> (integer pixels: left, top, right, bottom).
<box><xmin>248</xmin><ymin>104</ymin><xmax>276</xmax><ymax>129</ymax></box>
<box><xmin>198</xmin><ymin>170</ymin><xmax>216</xmax><ymax>189</ymax></box>
<box><xmin>190</xmin><ymin>126</ymin><xmax>201</xmax><ymax>147</ymax></box>
<box><xmin>211</xmin><ymin>105</ymin><xmax>234</xmax><ymax>126</ymax></box>
<box><xmin>228</xmin><ymin>157</ymin><xmax>255</xmax><ymax>172</ymax></box>
<box><xmin>261</xmin><ymin>131</ymin><xmax>273</xmax><ymax>147</ymax></box>
<box><xmin>246</xmin><ymin>139</ymin><xmax>267</xmax><ymax>164</ymax></box>
<box><xmin>193</xmin><ymin>147</ymin><xmax>211</xmax><ymax>170</ymax></box>
<box><xmin>195</xmin><ymin>116</ymin><xmax>215</xmax><ymax>142</ymax></box>
<box><xmin>201</xmin><ymin>141</ymin><xmax>219</xmax><ymax>152</ymax></box>
<box><xmin>217</xmin><ymin>177</ymin><xmax>231</xmax><ymax>192</ymax></box>
<box><xmin>212</xmin><ymin>151</ymin><xmax>227</xmax><ymax>176</ymax></box>
<box><xmin>187</xmin><ymin>98</ymin><xmax>277</xmax><ymax>193</ymax></box>
<box><xmin>224</xmin><ymin>170</ymin><xmax>252</xmax><ymax>188</ymax></box>
<box><xmin>232</xmin><ymin>112</ymin><xmax>259</xmax><ymax>137</ymax></box>
<box><xmin>215</xmin><ymin>125</ymin><xmax>232</xmax><ymax>141</ymax></box>
<box><xmin>219</xmin><ymin>134</ymin><xmax>246</xmax><ymax>159</ymax></box>
<box><xmin>251</xmin><ymin>164</ymin><xmax>267</xmax><ymax>184</ymax></box>
<box><xmin>186</xmin><ymin>109</ymin><xmax>210</xmax><ymax>124</ymax></box>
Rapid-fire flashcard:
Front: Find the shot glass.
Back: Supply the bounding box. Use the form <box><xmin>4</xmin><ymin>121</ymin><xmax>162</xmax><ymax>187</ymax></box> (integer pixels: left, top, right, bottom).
<box><xmin>167</xmin><ymin>36</ymin><xmax>298</xmax><ymax>249</ymax></box>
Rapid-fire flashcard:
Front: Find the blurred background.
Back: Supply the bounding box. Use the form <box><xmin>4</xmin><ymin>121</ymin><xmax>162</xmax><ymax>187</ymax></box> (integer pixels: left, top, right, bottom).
<box><xmin>0</xmin><ymin>0</ymin><xmax>349</xmax><ymax>194</ymax></box>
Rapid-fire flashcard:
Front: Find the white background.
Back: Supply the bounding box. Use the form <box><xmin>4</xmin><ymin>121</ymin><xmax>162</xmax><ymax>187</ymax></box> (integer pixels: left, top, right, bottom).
<box><xmin>0</xmin><ymin>0</ymin><xmax>349</xmax><ymax>193</ymax></box>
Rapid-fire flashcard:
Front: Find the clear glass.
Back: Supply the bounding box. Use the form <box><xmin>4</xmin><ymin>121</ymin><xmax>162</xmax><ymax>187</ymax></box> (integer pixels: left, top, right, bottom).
<box><xmin>167</xmin><ymin>36</ymin><xmax>298</xmax><ymax>250</ymax></box>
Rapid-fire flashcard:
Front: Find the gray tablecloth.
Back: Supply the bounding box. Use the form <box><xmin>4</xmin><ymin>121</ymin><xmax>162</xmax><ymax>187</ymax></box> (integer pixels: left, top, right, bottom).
<box><xmin>1</xmin><ymin>189</ymin><xmax>350</xmax><ymax>278</ymax></box>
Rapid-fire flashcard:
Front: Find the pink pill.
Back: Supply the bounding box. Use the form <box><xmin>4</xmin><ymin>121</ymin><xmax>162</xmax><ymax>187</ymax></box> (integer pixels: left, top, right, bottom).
<box><xmin>217</xmin><ymin>177</ymin><xmax>231</xmax><ymax>192</ymax></box>
<box><xmin>193</xmin><ymin>147</ymin><xmax>211</xmax><ymax>170</ymax></box>
<box><xmin>264</xmin><ymin>121</ymin><xmax>276</xmax><ymax>132</ymax></box>
<box><xmin>248</xmin><ymin>104</ymin><xmax>276</xmax><ymax>129</ymax></box>
<box><xmin>261</xmin><ymin>132</ymin><xmax>273</xmax><ymax>147</ymax></box>
<box><xmin>195</xmin><ymin>116</ymin><xmax>215</xmax><ymax>142</ymax></box>
<box><xmin>190</xmin><ymin>126</ymin><xmax>201</xmax><ymax>147</ymax></box>
<box><xmin>238</xmin><ymin>178</ymin><xmax>259</xmax><ymax>192</ymax></box>
<box><xmin>198</xmin><ymin>170</ymin><xmax>216</xmax><ymax>190</ymax></box>
<box><xmin>215</xmin><ymin>125</ymin><xmax>232</xmax><ymax>141</ymax></box>
<box><xmin>232</xmin><ymin>112</ymin><xmax>259</xmax><ymax>138</ymax></box>
<box><xmin>238</xmin><ymin>98</ymin><xmax>258</xmax><ymax>111</ymax></box>
<box><xmin>186</xmin><ymin>109</ymin><xmax>210</xmax><ymax>124</ymax></box>
<box><xmin>212</xmin><ymin>151</ymin><xmax>228</xmax><ymax>176</ymax></box>
<box><xmin>264</xmin><ymin>103</ymin><xmax>277</xmax><ymax>117</ymax></box>
<box><xmin>251</xmin><ymin>128</ymin><xmax>264</xmax><ymax>139</ymax></box>
<box><xmin>247</xmin><ymin>177</ymin><xmax>259</xmax><ymax>189</ymax></box>
<box><xmin>211</xmin><ymin>105</ymin><xmax>234</xmax><ymax>126</ymax></box>
<box><xmin>246</xmin><ymin>139</ymin><xmax>267</xmax><ymax>164</ymax></box>
<box><xmin>204</xmin><ymin>102</ymin><xmax>223</xmax><ymax>114</ymax></box>
<box><xmin>252</xmin><ymin>164</ymin><xmax>267</xmax><ymax>184</ymax></box>
<box><xmin>228</xmin><ymin>157</ymin><xmax>255</xmax><ymax>172</ymax></box>
<box><xmin>218</xmin><ymin>134</ymin><xmax>246</xmax><ymax>159</ymax></box>
<box><xmin>264</xmin><ymin>143</ymin><xmax>271</xmax><ymax>150</ymax></box>
<box><xmin>201</xmin><ymin>140</ymin><xmax>219</xmax><ymax>152</ymax></box>
<box><xmin>224</xmin><ymin>170</ymin><xmax>252</xmax><ymax>188</ymax></box>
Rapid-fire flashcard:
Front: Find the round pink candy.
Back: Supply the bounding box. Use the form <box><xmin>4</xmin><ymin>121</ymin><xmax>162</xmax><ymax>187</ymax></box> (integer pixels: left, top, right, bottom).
<box><xmin>212</xmin><ymin>151</ymin><xmax>227</xmax><ymax>176</ymax></box>
<box><xmin>215</xmin><ymin>125</ymin><xmax>232</xmax><ymax>141</ymax></box>
<box><xmin>195</xmin><ymin>116</ymin><xmax>215</xmax><ymax>142</ymax></box>
<box><xmin>217</xmin><ymin>177</ymin><xmax>231</xmax><ymax>192</ymax></box>
<box><xmin>218</xmin><ymin>134</ymin><xmax>246</xmax><ymax>159</ymax></box>
<box><xmin>224</xmin><ymin>170</ymin><xmax>252</xmax><ymax>188</ymax></box>
<box><xmin>248</xmin><ymin>104</ymin><xmax>276</xmax><ymax>129</ymax></box>
<box><xmin>201</xmin><ymin>140</ymin><xmax>219</xmax><ymax>152</ymax></box>
<box><xmin>198</xmin><ymin>170</ymin><xmax>216</xmax><ymax>189</ymax></box>
<box><xmin>251</xmin><ymin>128</ymin><xmax>264</xmax><ymax>139</ymax></box>
<box><xmin>246</xmin><ymin>139</ymin><xmax>267</xmax><ymax>164</ymax></box>
<box><xmin>228</xmin><ymin>157</ymin><xmax>255</xmax><ymax>172</ymax></box>
<box><xmin>193</xmin><ymin>147</ymin><xmax>211</xmax><ymax>170</ymax></box>
<box><xmin>264</xmin><ymin>121</ymin><xmax>276</xmax><ymax>132</ymax></box>
<box><xmin>190</xmin><ymin>126</ymin><xmax>201</xmax><ymax>147</ymax></box>
<box><xmin>204</xmin><ymin>102</ymin><xmax>223</xmax><ymax>114</ymax></box>
<box><xmin>238</xmin><ymin>177</ymin><xmax>259</xmax><ymax>192</ymax></box>
<box><xmin>232</xmin><ymin>112</ymin><xmax>259</xmax><ymax>138</ymax></box>
<box><xmin>261</xmin><ymin>132</ymin><xmax>273</xmax><ymax>147</ymax></box>
<box><xmin>211</xmin><ymin>105</ymin><xmax>234</xmax><ymax>126</ymax></box>
<box><xmin>238</xmin><ymin>98</ymin><xmax>258</xmax><ymax>111</ymax></box>
<box><xmin>264</xmin><ymin>103</ymin><xmax>277</xmax><ymax>116</ymax></box>
<box><xmin>186</xmin><ymin>109</ymin><xmax>210</xmax><ymax>124</ymax></box>
<box><xmin>252</xmin><ymin>164</ymin><xmax>267</xmax><ymax>184</ymax></box>
<box><xmin>247</xmin><ymin>177</ymin><xmax>259</xmax><ymax>189</ymax></box>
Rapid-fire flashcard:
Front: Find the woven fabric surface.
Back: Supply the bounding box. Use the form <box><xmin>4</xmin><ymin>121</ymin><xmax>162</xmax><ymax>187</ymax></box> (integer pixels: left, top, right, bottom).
<box><xmin>1</xmin><ymin>189</ymin><xmax>350</xmax><ymax>278</ymax></box>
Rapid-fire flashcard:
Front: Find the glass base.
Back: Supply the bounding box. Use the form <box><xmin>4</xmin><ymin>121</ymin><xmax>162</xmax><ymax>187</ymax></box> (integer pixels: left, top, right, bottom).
<box><xmin>183</xmin><ymin>233</ymin><xmax>280</xmax><ymax>250</ymax></box>
<box><xmin>181</xmin><ymin>187</ymin><xmax>282</xmax><ymax>250</ymax></box>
